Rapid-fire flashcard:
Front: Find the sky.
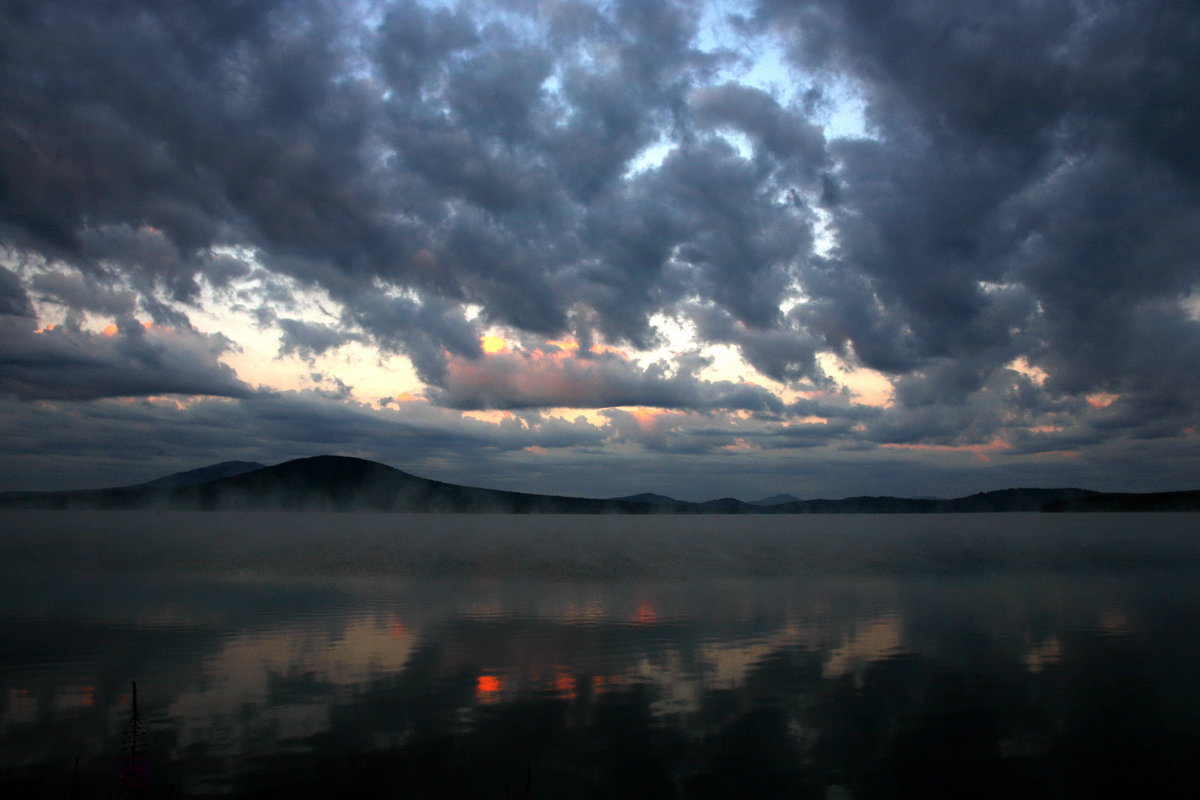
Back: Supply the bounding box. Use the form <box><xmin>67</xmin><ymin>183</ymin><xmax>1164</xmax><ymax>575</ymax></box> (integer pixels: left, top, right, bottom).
<box><xmin>2</xmin><ymin>0</ymin><xmax>1199</xmax><ymax>501</ymax></box>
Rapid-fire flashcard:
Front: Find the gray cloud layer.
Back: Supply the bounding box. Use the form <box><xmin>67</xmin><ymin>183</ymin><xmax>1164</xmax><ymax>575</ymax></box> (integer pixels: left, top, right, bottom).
<box><xmin>0</xmin><ymin>314</ymin><xmax>251</xmax><ymax>401</ymax></box>
<box><xmin>759</xmin><ymin>0</ymin><xmax>1200</xmax><ymax>435</ymax></box>
<box><xmin>2</xmin><ymin>0</ymin><xmax>1199</xmax><ymax>494</ymax></box>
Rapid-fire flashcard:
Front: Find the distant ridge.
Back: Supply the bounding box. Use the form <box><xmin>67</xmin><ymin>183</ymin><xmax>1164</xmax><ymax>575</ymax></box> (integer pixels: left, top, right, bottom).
<box><xmin>748</xmin><ymin>494</ymin><xmax>801</xmax><ymax>506</ymax></box>
<box><xmin>134</xmin><ymin>460</ymin><xmax>265</xmax><ymax>488</ymax></box>
<box><xmin>610</xmin><ymin>492</ymin><xmax>683</xmax><ymax>506</ymax></box>
<box><xmin>2</xmin><ymin>455</ymin><xmax>1199</xmax><ymax>513</ymax></box>
<box><xmin>1</xmin><ymin>456</ymin><xmax>656</xmax><ymax>514</ymax></box>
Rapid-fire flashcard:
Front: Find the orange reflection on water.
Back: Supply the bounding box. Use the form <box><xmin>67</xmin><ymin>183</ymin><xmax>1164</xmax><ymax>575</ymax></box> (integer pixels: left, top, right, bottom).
<box><xmin>552</xmin><ymin>668</ymin><xmax>576</xmax><ymax>699</ymax></box>
<box><xmin>633</xmin><ymin>601</ymin><xmax>658</xmax><ymax>625</ymax></box>
<box><xmin>476</xmin><ymin>674</ymin><xmax>503</xmax><ymax>703</ymax></box>
<box><xmin>1099</xmin><ymin>608</ymin><xmax>1135</xmax><ymax>637</ymax></box>
<box><xmin>822</xmin><ymin>615</ymin><xmax>904</xmax><ymax>680</ymax></box>
<box><xmin>591</xmin><ymin>675</ymin><xmax>623</xmax><ymax>695</ymax></box>
<box><xmin>1024</xmin><ymin>637</ymin><xmax>1062</xmax><ymax>672</ymax></box>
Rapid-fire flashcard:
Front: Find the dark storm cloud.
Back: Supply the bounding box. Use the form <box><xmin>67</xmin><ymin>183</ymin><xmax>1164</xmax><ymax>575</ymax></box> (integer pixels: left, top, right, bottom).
<box><xmin>0</xmin><ymin>0</ymin><xmax>828</xmax><ymax>389</ymax></box>
<box><xmin>754</xmin><ymin>0</ymin><xmax>1200</xmax><ymax>441</ymax></box>
<box><xmin>276</xmin><ymin>318</ymin><xmax>358</xmax><ymax>360</ymax></box>
<box><xmin>576</xmin><ymin>135</ymin><xmax>821</xmax><ymax>364</ymax></box>
<box><xmin>690</xmin><ymin>82</ymin><xmax>827</xmax><ymax>181</ymax></box>
<box><xmin>29</xmin><ymin>270</ymin><xmax>138</xmax><ymax>317</ymax></box>
<box><xmin>689</xmin><ymin>302</ymin><xmax>825</xmax><ymax>384</ymax></box>
<box><xmin>0</xmin><ymin>316</ymin><xmax>251</xmax><ymax>401</ymax></box>
<box><xmin>2</xmin><ymin>0</ymin><xmax>402</xmax><ymax>301</ymax></box>
<box><xmin>347</xmin><ymin>291</ymin><xmax>483</xmax><ymax>383</ymax></box>
<box><xmin>0</xmin><ymin>265</ymin><xmax>32</xmax><ymax>317</ymax></box>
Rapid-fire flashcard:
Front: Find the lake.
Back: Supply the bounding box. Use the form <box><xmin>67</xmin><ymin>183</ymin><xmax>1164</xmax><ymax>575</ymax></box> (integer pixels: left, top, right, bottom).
<box><xmin>2</xmin><ymin>511</ymin><xmax>1199</xmax><ymax>798</ymax></box>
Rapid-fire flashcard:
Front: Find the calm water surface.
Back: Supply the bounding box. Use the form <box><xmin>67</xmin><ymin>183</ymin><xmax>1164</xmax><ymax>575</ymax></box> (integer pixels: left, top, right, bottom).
<box><xmin>2</xmin><ymin>512</ymin><xmax>1199</xmax><ymax>798</ymax></box>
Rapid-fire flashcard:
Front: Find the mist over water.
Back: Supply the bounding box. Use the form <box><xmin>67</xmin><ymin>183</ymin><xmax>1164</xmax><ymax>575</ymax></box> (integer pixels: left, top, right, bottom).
<box><xmin>2</xmin><ymin>512</ymin><xmax>1200</xmax><ymax>797</ymax></box>
<box><xmin>4</xmin><ymin>511</ymin><xmax>1200</xmax><ymax>578</ymax></box>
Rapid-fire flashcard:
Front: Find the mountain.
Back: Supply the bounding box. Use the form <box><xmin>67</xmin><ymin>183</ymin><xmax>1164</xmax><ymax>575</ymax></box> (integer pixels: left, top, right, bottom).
<box><xmin>610</xmin><ymin>492</ymin><xmax>684</xmax><ymax>506</ymax></box>
<box><xmin>766</xmin><ymin>488</ymin><xmax>1200</xmax><ymax>514</ymax></box>
<box><xmin>0</xmin><ymin>456</ymin><xmax>657</xmax><ymax>514</ymax></box>
<box><xmin>747</xmin><ymin>494</ymin><xmax>801</xmax><ymax>506</ymax></box>
<box><xmin>133</xmin><ymin>461</ymin><xmax>265</xmax><ymax>488</ymax></box>
<box><xmin>767</xmin><ymin>495</ymin><xmax>937</xmax><ymax>514</ymax></box>
<box><xmin>2</xmin><ymin>456</ymin><xmax>1199</xmax><ymax>513</ymax></box>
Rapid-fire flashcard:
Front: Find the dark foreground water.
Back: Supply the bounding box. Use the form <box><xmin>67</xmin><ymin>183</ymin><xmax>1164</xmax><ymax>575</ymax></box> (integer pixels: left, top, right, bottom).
<box><xmin>2</xmin><ymin>512</ymin><xmax>1200</xmax><ymax>798</ymax></box>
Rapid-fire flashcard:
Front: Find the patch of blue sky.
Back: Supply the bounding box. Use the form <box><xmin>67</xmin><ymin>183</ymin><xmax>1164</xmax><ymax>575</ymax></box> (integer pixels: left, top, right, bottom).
<box><xmin>696</xmin><ymin>0</ymin><xmax>869</xmax><ymax>140</ymax></box>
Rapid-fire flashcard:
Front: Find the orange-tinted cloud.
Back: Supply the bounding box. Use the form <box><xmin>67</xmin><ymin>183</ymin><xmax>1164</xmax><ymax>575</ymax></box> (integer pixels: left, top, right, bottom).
<box><xmin>882</xmin><ymin>436</ymin><xmax>1011</xmax><ymax>462</ymax></box>
<box><xmin>435</xmin><ymin>345</ymin><xmax>785</xmax><ymax>413</ymax></box>
<box><xmin>1086</xmin><ymin>392</ymin><xmax>1119</xmax><ymax>408</ymax></box>
<box><xmin>101</xmin><ymin>320</ymin><xmax>157</xmax><ymax>336</ymax></box>
<box><xmin>545</xmin><ymin>337</ymin><xmax>580</xmax><ymax>352</ymax></box>
<box><xmin>628</xmin><ymin>406</ymin><xmax>685</xmax><ymax>432</ymax></box>
<box><xmin>1032</xmin><ymin>449</ymin><xmax>1079</xmax><ymax>459</ymax></box>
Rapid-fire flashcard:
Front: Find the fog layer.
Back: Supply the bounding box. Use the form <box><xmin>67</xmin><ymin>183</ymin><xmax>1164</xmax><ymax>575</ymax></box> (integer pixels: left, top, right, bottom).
<box><xmin>3</xmin><ymin>512</ymin><xmax>1198</xmax><ymax>579</ymax></box>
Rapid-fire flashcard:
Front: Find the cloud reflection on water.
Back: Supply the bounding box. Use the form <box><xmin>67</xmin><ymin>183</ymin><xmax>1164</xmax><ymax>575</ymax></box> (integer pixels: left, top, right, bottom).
<box><xmin>0</xmin><ymin>572</ymin><xmax>1196</xmax><ymax>796</ymax></box>
<box><xmin>2</xmin><ymin>514</ymin><xmax>1200</xmax><ymax>797</ymax></box>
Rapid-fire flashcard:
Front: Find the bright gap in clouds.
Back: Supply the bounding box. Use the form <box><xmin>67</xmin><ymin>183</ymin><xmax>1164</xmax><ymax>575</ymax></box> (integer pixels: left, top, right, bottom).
<box><xmin>624</xmin><ymin>136</ymin><xmax>675</xmax><ymax>178</ymax></box>
<box><xmin>697</xmin><ymin>0</ymin><xmax>869</xmax><ymax>141</ymax></box>
<box><xmin>198</xmin><ymin>273</ymin><xmax>898</xmax><ymax>419</ymax></box>
<box><xmin>9</xmin><ymin>244</ymin><xmax>884</xmax><ymax>427</ymax></box>
<box><xmin>626</xmin><ymin>0</ymin><xmax>870</xmax><ymax>178</ymax></box>
<box><xmin>191</xmin><ymin>268</ymin><xmax>422</xmax><ymax>404</ymax></box>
